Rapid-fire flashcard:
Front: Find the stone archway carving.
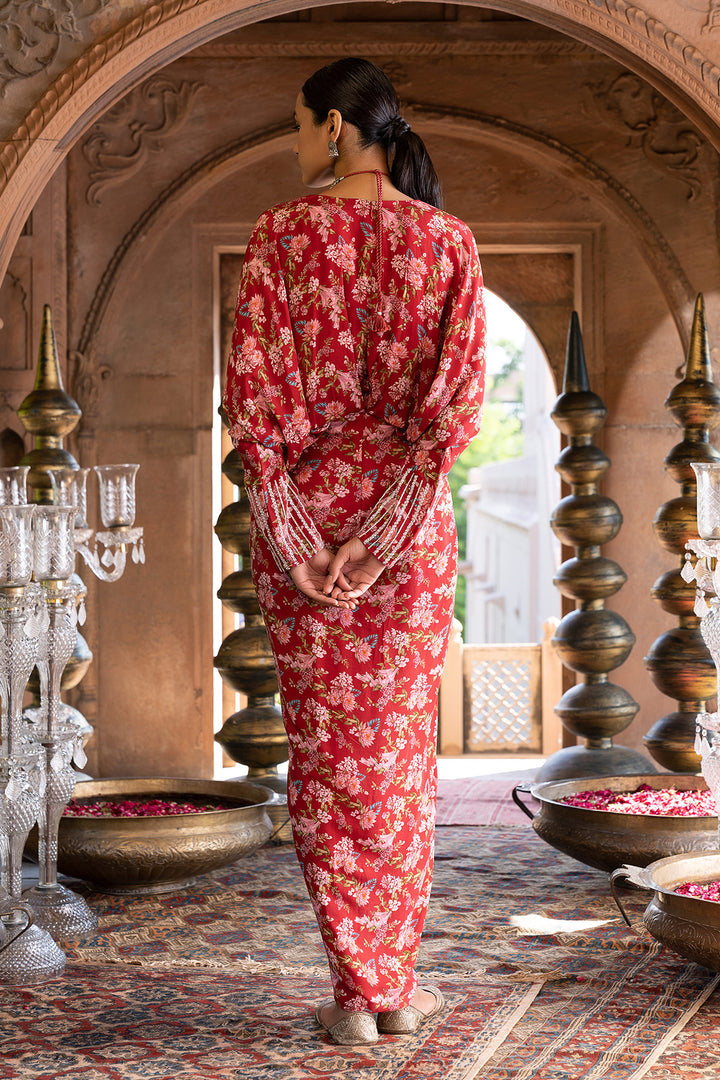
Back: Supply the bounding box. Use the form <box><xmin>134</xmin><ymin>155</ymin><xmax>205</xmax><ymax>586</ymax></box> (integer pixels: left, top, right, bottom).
<box><xmin>75</xmin><ymin>105</ymin><xmax>693</xmax><ymax>372</ymax></box>
<box><xmin>2</xmin><ymin>0</ymin><xmax>718</xmax><ymax>282</ymax></box>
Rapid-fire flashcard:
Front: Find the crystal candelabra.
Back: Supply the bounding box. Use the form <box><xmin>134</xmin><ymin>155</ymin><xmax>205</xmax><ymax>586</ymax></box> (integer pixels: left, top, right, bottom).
<box><xmin>0</xmin><ymin>886</ymin><xmax>34</xmax><ymax>960</ymax></box>
<box><xmin>0</xmin><ymin>462</ymin><xmax>143</xmax><ymax>985</ymax></box>
<box><xmin>0</xmin><ymin>492</ymin><xmax>65</xmax><ymax>983</ymax></box>
<box><xmin>47</xmin><ymin>463</ymin><xmax>144</xmax><ymax>583</ymax></box>
<box><xmin>683</xmin><ymin>462</ymin><xmax>720</xmax><ymax>830</ymax></box>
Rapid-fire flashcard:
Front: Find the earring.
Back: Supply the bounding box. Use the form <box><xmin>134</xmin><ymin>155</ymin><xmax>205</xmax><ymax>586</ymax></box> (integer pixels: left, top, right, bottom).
<box><xmin>328</xmin><ymin>139</ymin><xmax>339</xmax><ymax>158</ymax></box>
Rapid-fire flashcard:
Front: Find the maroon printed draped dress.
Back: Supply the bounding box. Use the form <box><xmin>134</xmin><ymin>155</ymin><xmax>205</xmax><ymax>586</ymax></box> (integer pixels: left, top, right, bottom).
<box><xmin>223</xmin><ymin>192</ymin><xmax>486</xmax><ymax>1012</ymax></box>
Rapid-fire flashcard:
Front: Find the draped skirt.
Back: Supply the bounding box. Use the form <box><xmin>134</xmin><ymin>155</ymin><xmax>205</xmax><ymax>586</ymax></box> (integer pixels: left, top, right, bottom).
<box><xmin>250</xmin><ymin>416</ymin><xmax>457</xmax><ymax>1012</ymax></box>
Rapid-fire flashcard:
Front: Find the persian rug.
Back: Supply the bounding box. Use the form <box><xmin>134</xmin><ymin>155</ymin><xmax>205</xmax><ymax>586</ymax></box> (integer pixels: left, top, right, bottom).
<box><xmin>642</xmin><ymin>981</ymin><xmax>720</xmax><ymax>1080</ymax></box>
<box><xmin>3</xmin><ymin>827</ymin><xmax>719</xmax><ymax>1079</ymax></box>
<box><xmin>435</xmin><ymin>775</ymin><xmax>535</xmax><ymax>826</ymax></box>
<box><xmin>0</xmin><ymin>964</ymin><xmax>541</xmax><ymax>1080</ymax></box>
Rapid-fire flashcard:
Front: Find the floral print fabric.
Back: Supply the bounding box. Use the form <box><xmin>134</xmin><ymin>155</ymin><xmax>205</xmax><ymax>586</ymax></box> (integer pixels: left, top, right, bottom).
<box><xmin>224</xmin><ymin>194</ymin><xmax>486</xmax><ymax>1011</ymax></box>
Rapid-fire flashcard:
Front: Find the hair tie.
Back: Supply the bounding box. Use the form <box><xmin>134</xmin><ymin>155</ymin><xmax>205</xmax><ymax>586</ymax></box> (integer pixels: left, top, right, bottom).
<box><xmin>379</xmin><ymin>115</ymin><xmax>411</xmax><ymax>143</ymax></box>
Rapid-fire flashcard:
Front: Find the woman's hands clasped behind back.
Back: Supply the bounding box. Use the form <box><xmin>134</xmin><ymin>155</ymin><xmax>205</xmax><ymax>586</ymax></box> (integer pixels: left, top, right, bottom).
<box><xmin>289</xmin><ymin>539</ymin><xmax>385</xmax><ymax>610</ymax></box>
<box><xmin>290</xmin><ymin>547</ymin><xmax>356</xmax><ymax>609</ymax></box>
<box><xmin>324</xmin><ymin>537</ymin><xmax>385</xmax><ymax>602</ymax></box>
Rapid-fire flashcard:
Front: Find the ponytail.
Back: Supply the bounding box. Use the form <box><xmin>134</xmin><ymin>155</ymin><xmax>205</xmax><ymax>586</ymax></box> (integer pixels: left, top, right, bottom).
<box><xmin>388</xmin><ymin>128</ymin><xmax>441</xmax><ymax>209</ymax></box>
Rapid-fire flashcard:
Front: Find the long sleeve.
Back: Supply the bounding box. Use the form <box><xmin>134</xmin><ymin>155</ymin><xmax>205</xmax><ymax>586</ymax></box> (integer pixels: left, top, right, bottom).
<box><xmin>357</xmin><ymin>233</ymin><xmax>486</xmax><ymax>566</ymax></box>
<box><xmin>223</xmin><ymin>213</ymin><xmax>324</xmax><ymax>571</ymax></box>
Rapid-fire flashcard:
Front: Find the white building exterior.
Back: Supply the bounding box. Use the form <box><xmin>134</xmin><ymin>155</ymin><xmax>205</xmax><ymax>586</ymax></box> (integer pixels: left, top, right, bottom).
<box><xmin>462</xmin><ymin>330</ymin><xmax>561</xmax><ymax>645</ymax></box>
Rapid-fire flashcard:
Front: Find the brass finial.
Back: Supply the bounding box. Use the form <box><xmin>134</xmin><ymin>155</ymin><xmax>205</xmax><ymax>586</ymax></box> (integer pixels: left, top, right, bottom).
<box><xmin>537</xmin><ymin>312</ymin><xmax>649</xmax><ymax>781</ymax></box>
<box><xmin>214</xmin><ymin>446</ymin><xmax>290</xmax><ymax>841</ymax></box>
<box><xmin>684</xmin><ymin>294</ymin><xmax>712</xmax><ymax>384</ymax></box>
<box><xmin>18</xmin><ymin>304</ymin><xmax>81</xmax><ymax>439</ymax></box>
<box><xmin>563</xmin><ymin>311</ymin><xmax>590</xmax><ymax>394</ymax></box>
<box><xmin>18</xmin><ymin>303</ymin><xmax>81</xmax><ymax>498</ymax></box>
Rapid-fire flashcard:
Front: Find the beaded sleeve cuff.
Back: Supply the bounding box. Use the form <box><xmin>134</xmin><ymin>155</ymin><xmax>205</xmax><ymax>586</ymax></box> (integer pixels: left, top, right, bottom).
<box><xmin>357</xmin><ymin>466</ymin><xmax>434</xmax><ymax>567</ymax></box>
<box><xmin>245</xmin><ymin>474</ymin><xmax>324</xmax><ymax>571</ymax></box>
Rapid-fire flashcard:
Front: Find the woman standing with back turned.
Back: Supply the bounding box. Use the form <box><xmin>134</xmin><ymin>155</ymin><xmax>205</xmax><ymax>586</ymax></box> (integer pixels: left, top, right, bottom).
<box><xmin>223</xmin><ymin>57</ymin><xmax>486</xmax><ymax>1046</ymax></box>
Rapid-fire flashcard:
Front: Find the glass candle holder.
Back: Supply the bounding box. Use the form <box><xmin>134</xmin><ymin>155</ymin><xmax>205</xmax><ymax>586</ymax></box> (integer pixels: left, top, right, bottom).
<box><xmin>73</xmin><ymin>468</ymin><xmax>91</xmax><ymax>530</ymax></box>
<box><xmin>0</xmin><ymin>468</ymin><xmax>30</xmax><ymax>507</ymax></box>
<box><xmin>47</xmin><ymin>466</ymin><xmax>90</xmax><ymax>530</ymax></box>
<box><xmin>692</xmin><ymin>463</ymin><xmax>720</xmax><ymax>539</ymax></box>
<box><xmin>0</xmin><ymin>506</ymin><xmax>35</xmax><ymax>587</ymax></box>
<box><xmin>95</xmin><ymin>464</ymin><xmax>139</xmax><ymax>529</ymax></box>
<box><xmin>46</xmin><ymin>467</ymin><xmax>77</xmax><ymax>508</ymax></box>
<box><xmin>32</xmin><ymin>506</ymin><xmax>76</xmax><ymax>581</ymax></box>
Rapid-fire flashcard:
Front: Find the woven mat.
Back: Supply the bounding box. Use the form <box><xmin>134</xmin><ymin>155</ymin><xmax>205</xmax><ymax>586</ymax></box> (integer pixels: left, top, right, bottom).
<box><xmin>3</xmin><ymin>827</ymin><xmax>719</xmax><ymax>1079</ymax></box>
<box><xmin>435</xmin><ymin>776</ymin><xmax>534</xmax><ymax>826</ymax></box>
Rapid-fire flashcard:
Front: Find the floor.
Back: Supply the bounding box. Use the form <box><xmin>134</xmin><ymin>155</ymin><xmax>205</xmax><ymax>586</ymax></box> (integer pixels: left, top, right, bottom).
<box><xmin>436</xmin><ymin>754</ymin><xmax>545</xmax><ymax>783</ymax></box>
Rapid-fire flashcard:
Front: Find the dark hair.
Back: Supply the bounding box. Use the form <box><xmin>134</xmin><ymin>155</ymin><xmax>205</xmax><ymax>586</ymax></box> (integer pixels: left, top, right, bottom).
<box><xmin>301</xmin><ymin>57</ymin><xmax>442</xmax><ymax>209</ymax></box>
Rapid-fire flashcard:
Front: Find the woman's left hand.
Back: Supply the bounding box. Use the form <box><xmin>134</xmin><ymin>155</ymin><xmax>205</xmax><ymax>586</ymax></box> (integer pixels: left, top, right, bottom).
<box><xmin>290</xmin><ymin>548</ymin><xmax>358</xmax><ymax>609</ymax></box>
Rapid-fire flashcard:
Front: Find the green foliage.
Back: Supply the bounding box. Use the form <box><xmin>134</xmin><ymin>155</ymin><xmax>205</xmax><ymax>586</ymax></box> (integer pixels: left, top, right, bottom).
<box><xmin>449</xmin><ymin>339</ymin><xmax>525</xmax><ymax>629</ymax></box>
<box><xmin>491</xmin><ymin>337</ymin><xmax>524</xmax><ymax>384</ymax></box>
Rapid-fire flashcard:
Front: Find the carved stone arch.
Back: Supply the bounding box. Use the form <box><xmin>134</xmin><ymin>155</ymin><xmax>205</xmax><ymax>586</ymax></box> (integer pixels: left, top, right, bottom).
<box><xmin>411</xmin><ymin>104</ymin><xmax>695</xmax><ymax>347</ymax></box>
<box><xmin>2</xmin><ymin>0</ymin><xmax>720</xmax><ymax>281</ymax></box>
<box><xmin>77</xmin><ymin>122</ymin><xmax>291</xmax><ymax>355</ymax></box>
<box><xmin>77</xmin><ymin>107</ymin><xmax>692</xmax><ymax>361</ymax></box>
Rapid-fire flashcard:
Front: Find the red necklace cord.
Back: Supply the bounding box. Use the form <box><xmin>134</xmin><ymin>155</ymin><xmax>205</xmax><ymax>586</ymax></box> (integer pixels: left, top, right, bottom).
<box><xmin>332</xmin><ymin>169</ymin><xmax>390</xmax><ymax>333</ymax></box>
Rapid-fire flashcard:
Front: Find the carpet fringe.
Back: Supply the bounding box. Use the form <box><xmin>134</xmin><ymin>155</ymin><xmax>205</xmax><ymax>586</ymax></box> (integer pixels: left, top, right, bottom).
<box><xmin>457</xmin><ymin>981</ymin><xmax>545</xmax><ymax>1080</ymax></box>
<box><xmin>72</xmin><ymin>953</ymin><xmax>506</xmax><ymax>983</ymax></box>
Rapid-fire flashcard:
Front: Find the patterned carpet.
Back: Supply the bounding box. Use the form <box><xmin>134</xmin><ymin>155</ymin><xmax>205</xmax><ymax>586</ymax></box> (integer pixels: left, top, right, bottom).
<box><xmin>1</xmin><ymin>965</ymin><xmax>542</xmax><ymax>1080</ymax></box>
<box><xmin>2</xmin><ymin>826</ymin><xmax>720</xmax><ymax>1079</ymax></box>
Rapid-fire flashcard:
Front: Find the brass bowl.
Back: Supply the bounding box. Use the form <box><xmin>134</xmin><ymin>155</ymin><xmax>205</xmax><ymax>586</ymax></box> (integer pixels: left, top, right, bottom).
<box><xmin>33</xmin><ymin>778</ymin><xmax>275</xmax><ymax>895</ymax></box>
<box><xmin>612</xmin><ymin>852</ymin><xmax>720</xmax><ymax>970</ymax></box>
<box><xmin>513</xmin><ymin>773</ymin><xmax>718</xmax><ymax>873</ymax></box>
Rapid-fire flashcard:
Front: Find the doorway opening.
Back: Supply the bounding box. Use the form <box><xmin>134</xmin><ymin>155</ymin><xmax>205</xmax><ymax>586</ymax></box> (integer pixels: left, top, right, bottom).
<box><xmin>450</xmin><ymin>290</ymin><xmax>561</xmax><ymax>646</ymax></box>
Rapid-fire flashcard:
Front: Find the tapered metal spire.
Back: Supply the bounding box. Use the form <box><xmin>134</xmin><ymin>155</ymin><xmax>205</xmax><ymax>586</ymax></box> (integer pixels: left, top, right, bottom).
<box><xmin>562</xmin><ymin>310</ymin><xmax>590</xmax><ymax>394</ymax></box>
<box><xmin>684</xmin><ymin>293</ymin><xmax>712</xmax><ymax>383</ymax></box>
<box><xmin>17</xmin><ymin>304</ymin><xmax>80</xmax><ymax>499</ymax></box>
<box><xmin>34</xmin><ymin>304</ymin><xmax>64</xmax><ymax>391</ymax></box>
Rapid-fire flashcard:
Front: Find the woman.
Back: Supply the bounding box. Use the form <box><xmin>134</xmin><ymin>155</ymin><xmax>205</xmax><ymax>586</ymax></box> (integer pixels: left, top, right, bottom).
<box><xmin>223</xmin><ymin>57</ymin><xmax>486</xmax><ymax>1046</ymax></box>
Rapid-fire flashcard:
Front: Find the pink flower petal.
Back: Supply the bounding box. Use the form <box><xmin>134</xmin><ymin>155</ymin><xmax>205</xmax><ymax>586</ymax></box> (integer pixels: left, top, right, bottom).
<box><xmin>558</xmin><ymin>785</ymin><xmax>716</xmax><ymax>817</ymax></box>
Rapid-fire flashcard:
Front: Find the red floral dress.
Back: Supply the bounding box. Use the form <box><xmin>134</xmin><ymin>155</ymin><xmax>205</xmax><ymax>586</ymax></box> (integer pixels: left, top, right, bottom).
<box><xmin>224</xmin><ymin>193</ymin><xmax>486</xmax><ymax>1012</ymax></box>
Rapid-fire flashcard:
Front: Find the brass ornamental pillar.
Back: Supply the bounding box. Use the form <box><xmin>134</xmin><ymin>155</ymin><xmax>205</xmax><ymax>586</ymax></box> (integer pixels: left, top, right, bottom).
<box><xmin>537</xmin><ymin>312</ymin><xmax>652</xmax><ymax>781</ymax></box>
<box><xmin>643</xmin><ymin>295</ymin><xmax>720</xmax><ymax>772</ymax></box>
<box><xmin>214</xmin><ymin>448</ymin><xmax>291</xmax><ymax>841</ymax></box>
<box><xmin>16</xmin><ymin>306</ymin><xmax>93</xmax><ymax>752</ymax></box>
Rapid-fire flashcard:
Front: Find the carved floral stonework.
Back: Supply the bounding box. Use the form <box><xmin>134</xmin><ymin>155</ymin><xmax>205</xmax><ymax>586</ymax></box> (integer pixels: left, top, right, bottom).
<box><xmin>0</xmin><ymin>0</ymin><xmax>108</xmax><ymax>92</ymax></box>
<box><xmin>0</xmin><ymin>259</ymin><xmax>31</xmax><ymax>370</ymax></box>
<box><xmin>69</xmin><ymin>349</ymin><xmax>112</xmax><ymax>435</ymax></box>
<box><xmin>703</xmin><ymin>2</ymin><xmax>720</xmax><ymax>34</ymax></box>
<box><xmin>82</xmin><ymin>75</ymin><xmax>203</xmax><ymax>206</ymax></box>
<box><xmin>589</xmin><ymin>72</ymin><xmax>705</xmax><ymax>198</ymax></box>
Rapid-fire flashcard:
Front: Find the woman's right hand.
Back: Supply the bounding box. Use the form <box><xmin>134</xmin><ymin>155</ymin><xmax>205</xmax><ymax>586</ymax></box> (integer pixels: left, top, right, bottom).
<box><xmin>324</xmin><ymin>537</ymin><xmax>385</xmax><ymax>601</ymax></box>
